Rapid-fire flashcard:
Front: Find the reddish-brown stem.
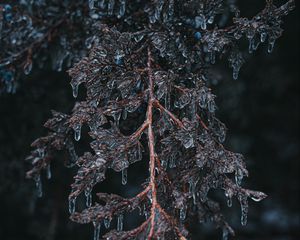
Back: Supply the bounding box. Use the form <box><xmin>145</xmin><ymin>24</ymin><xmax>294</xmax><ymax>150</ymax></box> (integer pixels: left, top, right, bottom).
<box><xmin>196</xmin><ymin>114</ymin><xmax>209</xmax><ymax>131</ymax></box>
<box><xmin>144</xmin><ymin>47</ymin><xmax>187</xmax><ymax>240</ymax></box>
<box><xmin>146</xmin><ymin>47</ymin><xmax>158</xmax><ymax>239</ymax></box>
<box><xmin>154</xmin><ymin>100</ymin><xmax>185</xmax><ymax>129</ymax></box>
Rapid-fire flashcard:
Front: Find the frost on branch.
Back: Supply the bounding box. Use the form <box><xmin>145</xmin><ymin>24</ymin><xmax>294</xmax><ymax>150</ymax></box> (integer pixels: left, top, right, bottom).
<box><xmin>23</xmin><ymin>0</ymin><xmax>294</xmax><ymax>239</ymax></box>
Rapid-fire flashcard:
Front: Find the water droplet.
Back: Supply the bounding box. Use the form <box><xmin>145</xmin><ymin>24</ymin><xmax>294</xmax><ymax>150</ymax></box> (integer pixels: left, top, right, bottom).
<box><xmin>93</xmin><ymin>222</ymin><xmax>101</xmax><ymax>240</ymax></box>
<box><xmin>194</xmin><ymin>31</ymin><xmax>202</xmax><ymax>41</ymax></box>
<box><xmin>117</xmin><ymin>214</ymin><xmax>123</xmax><ymax>231</ymax></box>
<box><xmin>121</xmin><ymin>168</ymin><xmax>127</xmax><ymax>185</ymax></box>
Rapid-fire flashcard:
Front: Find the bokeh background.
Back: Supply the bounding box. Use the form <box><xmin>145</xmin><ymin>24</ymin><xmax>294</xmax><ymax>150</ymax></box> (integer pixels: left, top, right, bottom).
<box><xmin>0</xmin><ymin>1</ymin><xmax>299</xmax><ymax>239</ymax></box>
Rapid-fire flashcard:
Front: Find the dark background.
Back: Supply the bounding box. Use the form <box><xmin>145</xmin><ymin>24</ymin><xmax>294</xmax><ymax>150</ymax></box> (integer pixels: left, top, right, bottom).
<box><xmin>0</xmin><ymin>1</ymin><xmax>299</xmax><ymax>240</ymax></box>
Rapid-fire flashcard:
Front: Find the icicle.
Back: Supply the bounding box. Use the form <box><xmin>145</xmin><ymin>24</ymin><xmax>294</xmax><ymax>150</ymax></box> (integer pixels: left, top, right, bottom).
<box><xmin>118</xmin><ymin>0</ymin><xmax>126</xmax><ymax>18</ymax></box>
<box><xmin>248</xmin><ymin>38</ymin><xmax>254</xmax><ymax>54</ymax></box>
<box><xmin>117</xmin><ymin>214</ymin><xmax>123</xmax><ymax>231</ymax></box>
<box><xmin>108</xmin><ymin>0</ymin><xmax>115</xmax><ymax>15</ymax></box>
<box><xmin>250</xmin><ymin>191</ymin><xmax>267</xmax><ymax>202</ymax></box>
<box><xmin>179</xmin><ymin>205</ymin><xmax>187</xmax><ymax>221</ymax></box>
<box><xmin>121</xmin><ymin>168</ymin><xmax>127</xmax><ymax>185</ymax></box>
<box><xmin>34</xmin><ymin>175</ymin><xmax>43</xmax><ymax>198</ymax></box>
<box><xmin>235</xmin><ymin>169</ymin><xmax>243</xmax><ymax>186</ymax></box>
<box><xmin>260</xmin><ymin>32</ymin><xmax>267</xmax><ymax>42</ymax></box>
<box><xmin>189</xmin><ymin>179</ymin><xmax>197</xmax><ymax>204</ymax></box>
<box><xmin>104</xmin><ymin>217</ymin><xmax>111</xmax><ymax>229</ymax></box>
<box><xmin>114</xmin><ymin>49</ymin><xmax>124</xmax><ymax>65</ymax></box>
<box><xmin>88</xmin><ymin>0</ymin><xmax>94</xmax><ymax>10</ymax></box>
<box><xmin>222</xmin><ymin>227</ymin><xmax>229</xmax><ymax>240</ymax></box>
<box><xmin>122</xmin><ymin>109</ymin><xmax>128</xmax><ymax>120</ymax></box>
<box><xmin>85</xmin><ymin>188</ymin><xmax>92</xmax><ymax>207</ymax></box>
<box><xmin>232</xmin><ymin>65</ymin><xmax>240</xmax><ymax>80</ymax></box>
<box><xmin>267</xmin><ymin>38</ymin><xmax>275</xmax><ymax>53</ymax></box>
<box><xmin>227</xmin><ymin>197</ymin><xmax>232</xmax><ymax>207</ymax></box>
<box><xmin>195</xmin><ymin>15</ymin><xmax>206</xmax><ymax>30</ymax></box>
<box><xmin>46</xmin><ymin>164</ymin><xmax>51</xmax><ymax>179</ymax></box>
<box><xmin>207</xmin><ymin>98</ymin><xmax>216</xmax><ymax>113</ymax></box>
<box><xmin>169</xmin><ymin>156</ymin><xmax>176</xmax><ymax>168</ymax></box>
<box><xmin>70</xmin><ymin>82</ymin><xmax>79</xmax><ymax>98</ymax></box>
<box><xmin>68</xmin><ymin>197</ymin><xmax>76</xmax><ymax>214</ymax></box>
<box><xmin>210</xmin><ymin>51</ymin><xmax>216</xmax><ymax>64</ymax></box>
<box><xmin>73</xmin><ymin>124</ymin><xmax>82</xmax><ymax>141</ymax></box>
<box><xmin>138</xmin><ymin>206</ymin><xmax>143</xmax><ymax>216</ymax></box>
<box><xmin>24</xmin><ymin>60</ymin><xmax>33</xmax><ymax>75</ymax></box>
<box><xmin>93</xmin><ymin>222</ymin><xmax>101</xmax><ymax>240</ymax></box>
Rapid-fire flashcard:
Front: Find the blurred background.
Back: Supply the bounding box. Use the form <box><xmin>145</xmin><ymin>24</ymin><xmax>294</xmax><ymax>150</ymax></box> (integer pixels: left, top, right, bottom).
<box><xmin>0</xmin><ymin>1</ymin><xmax>299</xmax><ymax>239</ymax></box>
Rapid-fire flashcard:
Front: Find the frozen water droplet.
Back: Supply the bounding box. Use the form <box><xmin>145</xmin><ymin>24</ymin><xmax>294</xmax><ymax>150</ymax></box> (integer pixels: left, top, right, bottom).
<box><xmin>121</xmin><ymin>168</ymin><xmax>127</xmax><ymax>185</ymax></box>
<box><xmin>250</xmin><ymin>191</ymin><xmax>267</xmax><ymax>202</ymax></box>
<box><xmin>70</xmin><ymin>82</ymin><xmax>79</xmax><ymax>98</ymax></box>
<box><xmin>24</xmin><ymin>60</ymin><xmax>33</xmax><ymax>75</ymax></box>
<box><xmin>227</xmin><ymin>197</ymin><xmax>232</xmax><ymax>207</ymax></box>
<box><xmin>195</xmin><ymin>15</ymin><xmax>206</xmax><ymax>30</ymax></box>
<box><xmin>222</xmin><ymin>227</ymin><xmax>229</xmax><ymax>240</ymax></box>
<box><xmin>93</xmin><ymin>222</ymin><xmax>101</xmax><ymax>240</ymax></box>
<box><xmin>68</xmin><ymin>197</ymin><xmax>76</xmax><ymax>214</ymax></box>
<box><xmin>260</xmin><ymin>32</ymin><xmax>267</xmax><ymax>43</ymax></box>
<box><xmin>73</xmin><ymin>124</ymin><xmax>82</xmax><ymax>141</ymax></box>
<box><xmin>233</xmin><ymin>65</ymin><xmax>240</xmax><ymax>80</ymax></box>
<box><xmin>34</xmin><ymin>175</ymin><xmax>43</xmax><ymax>198</ymax></box>
<box><xmin>134</xmin><ymin>34</ymin><xmax>144</xmax><ymax>42</ymax></box>
<box><xmin>108</xmin><ymin>0</ymin><xmax>115</xmax><ymax>15</ymax></box>
<box><xmin>189</xmin><ymin>179</ymin><xmax>198</xmax><ymax>204</ymax></box>
<box><xmin>85</xmin><ymin>188</ymin><xmax>92</xmax><ymax>207</ymax></box>
<box><xmin>99</xmin><ymin>48</ymin><xmax>107</xmax><ymax>57</ymax></box>
<box><xmin>268</xmin><ymin>39</ymin><xmax>275</xmax><ymax>53</ymax></box>
<box><xmin>208</xmin><ymin>15</ymin><xmax>214</xmax><ymax>24</ymax></box>
<box><xmin>169</xmin><ymin>156</ymin><xmax>176</xmax><ymax>168</ymax></box>
<box><xmin>179</xmin><ymin>205</ymin><xmax>187</xmax><ymax>221</ymax></box>
<box><xmin>46</xmin><ymin>165</ymin><xmax>51</xmax><ymax>179</ymax></box>
<box><xmin>194</xmin><ymin>31</ymin><xmax>202</xmax><ymax>40</ymax></box>
<box><xmin>117</xmin><ymin>214</ymin><xmax>123</xmax><ymax>231</ymax></box>
<box><xmin>104</xmin><ymin>217</ymin><xmax>111</xmax><ymax>229</ymax></box>
<box><xmin>248</xmin><ymin>38</ymin><xmax>254</xmax><ymax>54</ymax></box>
<box><xmin>118</xmin><ymin>0</ymin><xmax>126</xmax><ymax>18</ymax></box>
<box><xmin>235</xmin><ymin>169</ymin><xmax>243</xmax><ymax>186</ymax></box>
<box><xmin>183</xmin><ymin>137</ymin><xmax>194</xmax><ymax>149</ymax></box>
<box><xmin>88</xmin><ymin>0</ymin><xmax>94</xmax><ymax>9</ymax></box>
